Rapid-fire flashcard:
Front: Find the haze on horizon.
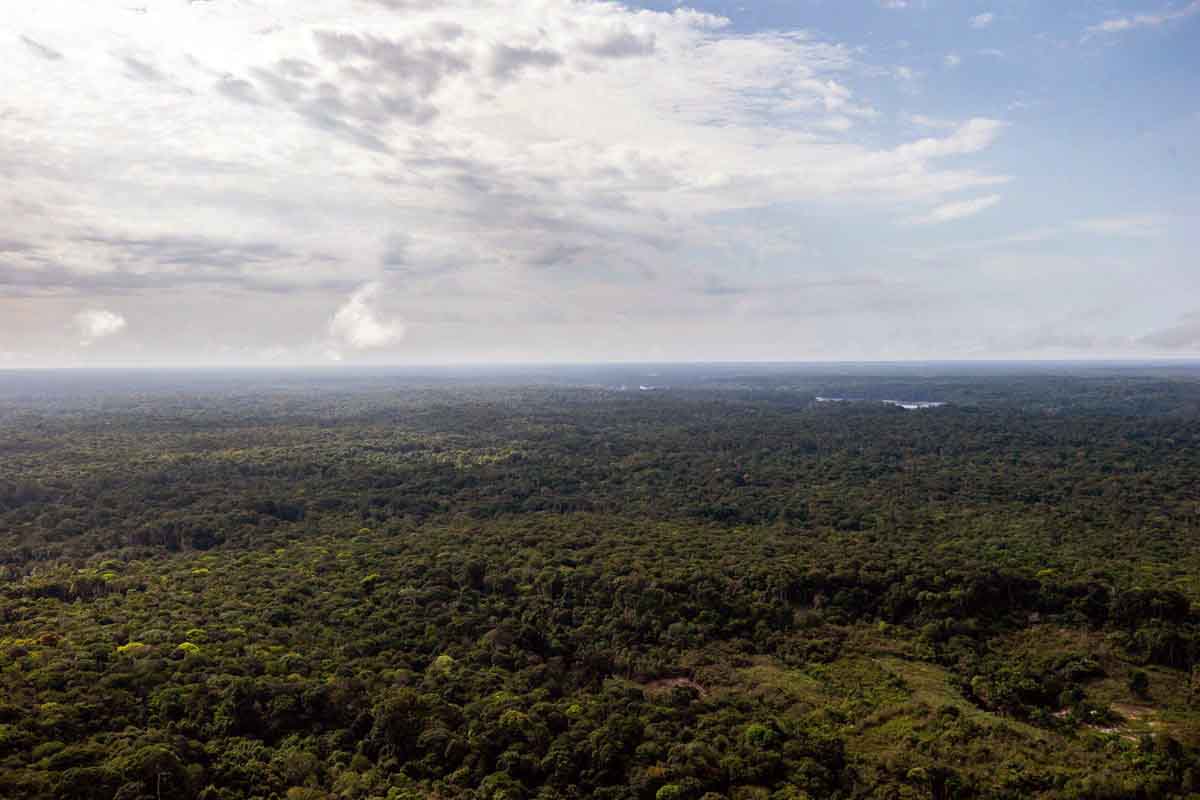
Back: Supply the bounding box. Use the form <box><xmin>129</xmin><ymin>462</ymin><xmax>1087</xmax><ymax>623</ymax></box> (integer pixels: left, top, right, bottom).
<box><xmin>2</xmin><ymin>0</ymin><xmax>1198</xmax><ymax>368</ymax></box>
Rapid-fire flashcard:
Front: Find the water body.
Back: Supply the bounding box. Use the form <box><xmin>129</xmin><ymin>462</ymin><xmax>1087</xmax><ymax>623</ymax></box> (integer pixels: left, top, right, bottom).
<box><xmin>816</xmin><ymin>397</ymin><xmax>946</xmax><ymax>410</ymax></box>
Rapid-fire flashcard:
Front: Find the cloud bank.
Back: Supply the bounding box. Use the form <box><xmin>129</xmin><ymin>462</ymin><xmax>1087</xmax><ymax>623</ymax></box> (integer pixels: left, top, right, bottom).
<box><xmin>4</xmin><ymin>0</ymin><xmax>1189</xmax><ymax>363</ymax></box>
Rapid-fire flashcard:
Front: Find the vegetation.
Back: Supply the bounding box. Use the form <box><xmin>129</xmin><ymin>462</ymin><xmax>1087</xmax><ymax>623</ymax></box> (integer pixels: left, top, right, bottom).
<box><xmin>3</xmin><ymin>365</ymin><xmax>1200</xmax><ymax>799</ymax></box>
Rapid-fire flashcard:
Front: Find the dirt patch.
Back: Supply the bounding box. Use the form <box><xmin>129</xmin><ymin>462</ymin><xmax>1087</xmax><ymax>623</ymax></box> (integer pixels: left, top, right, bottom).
<box><xmin>1111</xmin><ymin>703</ymin><xmax>1157</xmax><ymax>722</ymax></box>
<box><xmin>1094</xmin><ymin>726</ymin><xmax>1140</xmax><ymax>742</ymax></box>
<box><xmin>1076</xmin><ymin>704</ymin><xmax>1162</xmax><ymax>742</ymax></box>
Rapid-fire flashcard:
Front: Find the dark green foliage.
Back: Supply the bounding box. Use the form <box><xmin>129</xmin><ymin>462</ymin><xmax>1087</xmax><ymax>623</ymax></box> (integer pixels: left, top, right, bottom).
<box><xmin>3</xmin><ymin>366</ymin><xmax>1200</xmax><ymax>798</ymax></box>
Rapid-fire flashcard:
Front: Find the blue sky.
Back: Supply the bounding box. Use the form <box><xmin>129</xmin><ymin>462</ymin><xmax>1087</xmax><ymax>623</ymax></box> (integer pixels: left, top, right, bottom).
<box><xmin>655</xmin><ymin>0</ymin><xmax>1200</xmax><ymax>357</ymax></box>
<box><xmin>2</xmin><ymin>0</ymin><xmax>1198</xmax><ymax>365</ymax></box>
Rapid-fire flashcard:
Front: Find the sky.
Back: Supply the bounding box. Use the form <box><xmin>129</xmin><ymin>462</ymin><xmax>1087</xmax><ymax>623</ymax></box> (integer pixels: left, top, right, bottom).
<box><xmin>2</xmin><ymin>0</ymin><xmax>1198</xmax><ymax>366</ymax></box>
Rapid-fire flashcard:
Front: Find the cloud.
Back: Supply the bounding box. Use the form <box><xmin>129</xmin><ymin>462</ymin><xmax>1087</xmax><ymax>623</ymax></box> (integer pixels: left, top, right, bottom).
<box><xmin>1139</xmin><ymin>312</ymin><xmax>1200</xmax><ymax>350</ymax></box>
<box><xmin>2</xmin><ymin>0</ymin><xmax>1021</xmax><ymax>363</ymax></box>
<box><xmin>215</xmin><ymin>75</ymin><xmax>261</xmax><ymax>105</ymax></box>
<box><xmin>121</xmin><ymin>55</ymin><xmax>167</xmax><ymax>83</ymax></box>
<box><xmin>0</xmin><ymin>231</ymin><xmax>355</xmax><ymax>296</ymax></box>
<box><xmin>579</xmin><ymin>28</ymin><xmax>657</xmax><ymax>59</ymax></box>
<box><xmin>880</xmin><ymin>1</ymin><xmax>910</xmax><ymax>8</ymax></box>
<box><xmin>250</xmin><ymin>26</ymin><xmax>476</xmax><ymax>143</ymax></box>
<box><xmin>380</xmin><ymin>234</ymin><xmax>411</xmax><ymax>269</ymax></box>
<box><xmin>76</xmin><ymin>233</ymin><xmax>294</xmax><ymax>268</ymax></box>
<box><xmin>74</xmin><ymin>309</ymin><xmax>127</xmax><ymax>344</ymax></box>
<box><xmin>910</xmin><ymin>194</ymin><xmax>1001</xmax><ymax>224</ymax></box>
<box><xmin>489</xmin><ymin>44</ymin><xmax>564</xmax><ymax>81</ymax></box>
<box><xmin>20</xmin><ymin>36</ymin><xmax>64</xmax><ymax>61</ymax></box>
<box><xmin>1072</xmin><ymin>215</ymin><xmax>1168</xmax><ymax>237</ymax></box>
<box><xmin>905</xmin><ymin>113</ymin><xmax>955</xmax><ymax>129</ymax></box>
<box><xmin>0</xmin><ymin>260</ymin><xmax>357</xmax><ymax>297</ymax></box>
<box><xmin>894</xmin><ymin>118</ymin><xmax>1006</xmax><ymax>159</ymax></box>
<box><xmin>1086</xmin><ymin>0</ymin><xmax>1200</xmax><ymax>35</ymax></box>
<box><xmin>944</xmin><ymin>53</ymin><xmax>961</xmax><ymax>68</ymax></box>
<box><xmin>899</xmin><ymin>212</ymin><xmax>1171</xmax><ymax>258</ymax></box>
<box><xmin>328</xmin><ymin>283</ymin><xmax>406</xmax><ymax>349</ymax></box>
<box><xmin>0</xmin><ymin>239</ymin><xmax>36</xmax><ymax>254</ymax></box>
<box><xmin>969</xmin><ymin>12</ymin><xmax>996</xmax><ymax>29</ymax></box>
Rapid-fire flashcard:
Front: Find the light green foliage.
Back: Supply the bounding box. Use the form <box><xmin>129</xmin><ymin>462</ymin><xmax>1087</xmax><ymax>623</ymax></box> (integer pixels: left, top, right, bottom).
<box><xmin>429</xmin><ymin>653</ymin><xmax>456</xmax><ymax>674</ymax></box>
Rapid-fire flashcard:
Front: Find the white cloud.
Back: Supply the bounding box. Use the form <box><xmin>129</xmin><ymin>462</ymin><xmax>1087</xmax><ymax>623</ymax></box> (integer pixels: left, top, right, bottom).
<box><xmin>819</xmin><ymin>115</ymin><xmax>854</xmax><ymax>132</ymax></box>
<box><xmin>328</xmin><ymin>283</ymin><xmax>406</xmax><ymax>351</ymax></box>
<box><xmin>906</xmin><ymin>113</ymin><xmax>955</xmax><ymax>129</ymax></box>
<box><xmin>911</xmin><ymin>194</ymin><xmax>1001</xmax><ymax>224</ymax></box>
<box><xmin>1</xmin><ymin>0</ymin><xmax>1018</xmax><ymax>363</ymax></box>
<box><xmin>1073</xmin><ymin>215</ymin><xmax>1168</xmax><ymax>237</ymax></box>
<box><xmin>970</xmin><ymin>12</ymin><xmax>996</xmax><ymax>29</ymax></box>
<box><xmin>880</xmin><ymin>0</ymin><xmax>910</xmax><ymax>8</ymax></box>
<box><xmin>944</xmin><ymin>53</ymin><xmax>962</xmax><ymax>69</ymax></box>
<box><xmin>1086</xmin><ymin>0</ymin><xmax>1200</xmax><ymax>34</ymax></box>
<box><xmin>894</xmin><ymin>118</ymin><xmax>1006</xmax><ymax>160</ymax></box>
<box><xmin>73</xmin><ymin>309</ymin><xmax>127</xmax><ymax>344</ymax></box>
<box><xmin>899</xmin><ymin>213</ymin><xmax>1170</xmax><ymax>258</ymax></box>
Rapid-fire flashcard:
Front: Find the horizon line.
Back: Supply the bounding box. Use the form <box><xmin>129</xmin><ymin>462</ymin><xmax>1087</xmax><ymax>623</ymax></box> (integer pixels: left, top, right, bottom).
<box><xmin>4</xmin><ymin>356</ymin><xmax>1200</xmax><ymax>372</ymax></box>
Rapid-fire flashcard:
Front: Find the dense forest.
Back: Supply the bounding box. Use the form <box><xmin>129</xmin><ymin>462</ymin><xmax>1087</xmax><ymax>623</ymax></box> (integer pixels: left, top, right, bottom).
<box><xmin>3</xmin><ymin>364</ymin><xmax>1200</xmax><ymax>799</ymax></box>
